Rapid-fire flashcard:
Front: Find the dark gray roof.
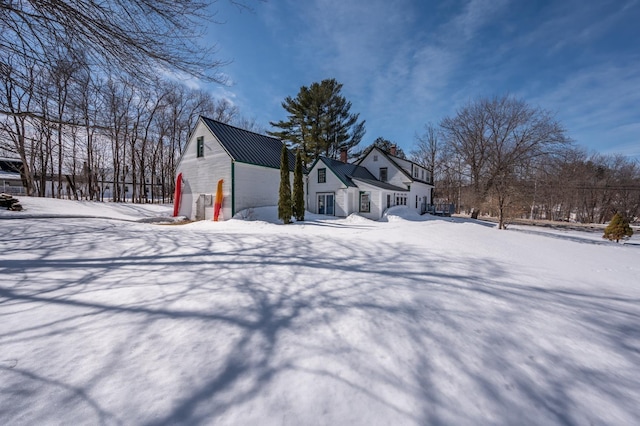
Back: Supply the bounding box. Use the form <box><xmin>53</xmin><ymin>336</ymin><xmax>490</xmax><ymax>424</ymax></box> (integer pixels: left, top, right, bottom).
<box><xmin>318</xmin><ymin>156</ymin><xmax>408</xmax><ymax>191</ymax></box>
<box><xmin>201</xmin><ymin>117</ymin><xmax>295</xmax><ymax>171</ymax></box>
<box><xmin>0</xmin><ymin>158</ymin><xmax>22</xmax><ymax>173</ymax></box>
<box><xmin>350</xmin><ymin>177</ymin><xmax>408</xmax><ymax>192</ymax></box>
<box><xmin>318</xmin><ymin>156</ymin><xmax>373</xmax><ymax>187</ymax></box>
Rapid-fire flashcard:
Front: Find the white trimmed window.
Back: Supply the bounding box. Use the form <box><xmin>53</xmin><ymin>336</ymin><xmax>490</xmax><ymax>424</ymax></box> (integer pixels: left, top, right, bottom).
<box><xmin>318</xmin><ymin>168</ymin><xmax>326</xmax><ymax>183</ymax></box>
<box><xmin>196</xmin><ymin>136</ymin><xmax>204</xmax><ymax>158</ymax></box>
<box><xmin>359</xmin><ymin>192</ymin><xmax>370</xmax><ymax>212</ymax></box>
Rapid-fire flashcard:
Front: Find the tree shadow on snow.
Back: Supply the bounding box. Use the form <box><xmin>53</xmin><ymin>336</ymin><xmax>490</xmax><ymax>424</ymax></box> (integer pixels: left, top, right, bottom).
<box><xmin>0</xmin><ymin>218</ymin><xmax>639</xmax><ymax>425</ymax></box>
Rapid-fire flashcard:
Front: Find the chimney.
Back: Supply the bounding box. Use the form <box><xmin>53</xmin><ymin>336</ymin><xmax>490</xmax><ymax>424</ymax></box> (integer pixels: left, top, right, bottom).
<box><xmin>390</xmin><ymin>145</ymin><xmax>397</xmax><ymax>157</ymax></box>
<box><xmin>340</xmin><ymin>148</ymin><xmax>348</xmax><ymax>163</ymax></box>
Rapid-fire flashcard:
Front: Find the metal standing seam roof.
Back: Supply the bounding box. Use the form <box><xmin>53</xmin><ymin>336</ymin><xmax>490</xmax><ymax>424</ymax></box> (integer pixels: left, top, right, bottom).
<box><xmin>0</xmin><ymin>158</ymin><xmax>23</xmax><ymax>173</ymax></box>
<box><xmin>201</xmin><ymin>117</ymin><xmax>296</xmax><ymax>171</ymax></box>
<box><xmin>318</xmin><ymin>156</ymin><xmax>408</xmax><ymax>192</ymax></box>
<box><xmin>350</xmin><ymin>177</ymin><xmax>409</xmax><ymax>192</ymax></box>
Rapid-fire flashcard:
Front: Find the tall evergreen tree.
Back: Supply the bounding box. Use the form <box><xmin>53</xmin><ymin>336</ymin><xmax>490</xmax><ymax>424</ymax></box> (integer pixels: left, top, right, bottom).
<box><xmin>278</xmin><ymin>144</ymin><xmax>292</xmax><ymax>224</ymax></box>
<box><xmin>269</xmin><ymin>78</ymin><xmax>365</xmax><ymax>167</ymax></box>
<box><xmin>603</xmin><ymin>213</ymin><xmax>634</xmax><ymax>243</ymax></box>
<box><xmin>292</xmin><ymin>149</ymin><xmax>305</xmax><ymax>221</ymax></box>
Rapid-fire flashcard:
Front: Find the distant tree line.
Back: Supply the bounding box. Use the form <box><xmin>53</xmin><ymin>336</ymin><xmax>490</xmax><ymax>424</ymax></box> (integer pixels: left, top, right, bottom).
<box><xmin>0</xmin><ymin>0</ymin><xmax>260</xmax><ymax>202</ymax></box>
<box><xmin>411</xmin><ymin>95</ymin><xmax>640</xmax><ymax>227</ymax></box>
<box><xmin>0</xmin><ymin>57</ymin><xmax>261</xmax><ymax>201</ymax></box>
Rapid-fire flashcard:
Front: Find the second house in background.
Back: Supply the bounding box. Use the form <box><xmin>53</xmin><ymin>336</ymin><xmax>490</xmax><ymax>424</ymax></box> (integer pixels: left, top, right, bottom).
<box><xmin>307</xmin><ymin>146</ymin><xmax>434</xmax><ymax>220</ymax></box>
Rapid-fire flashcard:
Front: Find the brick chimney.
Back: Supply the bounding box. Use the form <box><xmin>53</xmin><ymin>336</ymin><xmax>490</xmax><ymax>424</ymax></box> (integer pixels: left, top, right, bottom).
<box><xmin>340</xmin><ymin>148</ymin><xmax>348</xmax><ymax>163</ymax></box>
<box><xmin>390</xmin><ymin>145</ymin><xmax>397</xmax><ymax>156</ymax></box>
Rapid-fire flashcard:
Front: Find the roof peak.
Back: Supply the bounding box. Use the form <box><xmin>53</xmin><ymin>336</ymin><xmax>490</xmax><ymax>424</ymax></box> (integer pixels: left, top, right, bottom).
<box><xmin>199</xmin><ymin>116</ymin><xmax>296</xmax><ymax>171</ymax></box>
<box><xmin>200</xmin><ymin>116</ymin><xmax>278</xmax><ymax>141</ymax></box>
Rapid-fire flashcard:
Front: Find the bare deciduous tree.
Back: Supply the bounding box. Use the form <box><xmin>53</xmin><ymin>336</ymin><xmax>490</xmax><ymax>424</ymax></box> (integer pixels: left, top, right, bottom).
<box><xmin>411</xmin><ymin>123</ymin><xmax>440</xmax><ymax>184</ymax></box>
<box><xmin>440</xmin><ymin>95</ymin><xmax>571</xmax><ymax>228</ymax></box>
<box><xmin>1</xmin><ymin>1</ymin><xmax>266</xmax><ymax>204</ymax></box>
<box><xmin>0</xmin><ymin>0</ymin><xmax>227</xmax><ymax>88</ymax></box>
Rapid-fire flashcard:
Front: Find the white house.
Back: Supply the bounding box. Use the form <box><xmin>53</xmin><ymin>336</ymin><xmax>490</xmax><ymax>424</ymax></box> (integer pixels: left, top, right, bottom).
<box><xmin>176</xmin><ymin>116</ymin><xmax>297</xmax><ymax>221</ymax></box>
<box><xmin>307</xmin><ymin>146</ymin><xmax>434</xmax><ymax>220</ymax></box>
<box><xmin>0</xmin><ymin>157</ymin><xmax>26</xmax><ymax>195</ymax></box>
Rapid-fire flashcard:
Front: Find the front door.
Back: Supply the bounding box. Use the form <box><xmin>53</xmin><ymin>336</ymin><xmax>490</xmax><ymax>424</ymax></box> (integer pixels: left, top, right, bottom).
<box><xmin>317</xmin><ymin>193</ymin><xmax>335</xmax><ymax>215</ymax></box>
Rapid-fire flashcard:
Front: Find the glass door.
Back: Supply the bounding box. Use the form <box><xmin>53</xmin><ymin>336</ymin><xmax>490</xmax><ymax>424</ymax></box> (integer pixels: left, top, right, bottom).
<box><xmin>317</xmin><ymin>193</ymin><xmax>335</xmax><ymax>215</ymax></box>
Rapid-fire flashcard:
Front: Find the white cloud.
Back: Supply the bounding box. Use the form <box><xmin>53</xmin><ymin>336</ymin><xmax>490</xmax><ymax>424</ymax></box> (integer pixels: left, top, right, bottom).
<box><xmin>447</xmin><ymin>0</ymin><xmax>510</xmax><ymax>43</ymax></box>
<box><xmin>250</xmin><ymin>0</ymin><xmax>639</xmax><ymax>156</ymax></box>
<box><xmin>508</xmin><ymin>0</ymin><xmax>637</xmax><ymax>53</ymax></box>
<box><xmin>158</xmin><ymin>68</ymin><xmax>203</xmax><ymax>90</ymax></box>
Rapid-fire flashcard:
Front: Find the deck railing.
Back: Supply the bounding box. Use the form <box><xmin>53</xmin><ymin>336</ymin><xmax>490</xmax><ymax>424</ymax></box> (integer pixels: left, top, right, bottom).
<box><xmin>425</xmin><ymin>203</ymin><xmax>455</xmax><ymax>216</ymax></box>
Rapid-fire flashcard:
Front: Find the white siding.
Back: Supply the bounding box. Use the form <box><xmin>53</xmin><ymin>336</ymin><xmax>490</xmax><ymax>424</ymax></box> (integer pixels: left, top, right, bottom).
<box><xmin>344</xmin><ymin>188</ymin><xmax>356</xmax><ymax>216</ymax></box>
<box><xmin>234</xmin><ymin>162</ymin><xmax>297</xmax><ymax>214</ymax></box>
<box><xmin>359</xmin><ymin>148</ymin><xmax>434</xmax><ymax>215</ymax></box>
<box><xmin>351</xmin><ymin>180</ymin><xmax>391</xmax><ymax>220</ymax></box>
<box><xmin>307</xmin><ymin>159</ymin><xmax>349</xmax><ymax>216</ymax></box>
<box><xmin>358</xmin><ymin>149</ymin><xmax>409</xmax><ymax>187</ymax></box>
<box><xmin>408</xmin><ymin>181</ymin><xmax>433</xmax><ymax>212</ymax></box>
<box><xmin>176</xmin><ymin>120</ymin><xmax>232</xmax><ymax>220</ymax></box>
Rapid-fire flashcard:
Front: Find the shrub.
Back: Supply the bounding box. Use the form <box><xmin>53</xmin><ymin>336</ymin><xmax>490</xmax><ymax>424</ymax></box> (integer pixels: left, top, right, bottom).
<box><xmin>603</xmin><ymin>213</ymin><xmax>633</xmax><ymax>243</ymax></box>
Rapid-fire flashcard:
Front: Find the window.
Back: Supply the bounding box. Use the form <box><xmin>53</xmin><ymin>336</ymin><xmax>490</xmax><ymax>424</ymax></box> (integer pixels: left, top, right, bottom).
<box><xmin>379</xmin><ymin>167</ymin><xmax>388</xmax><ymax>182</ymax></box>
<box><xmin>422</xmin><ymin>170</ymin><xmax>425</xmax><ymax>181</ymax></box>
<box><xmin>359</xmin><ymin>192</ymin><xmax>370</xmax><ymax>212</ymax></box>
<box><xmin>373</xmin><ymin>155</ymin><xmax>378</xmax><ymax>162</ymax></box>
<box><xmin>414</xmin><ymin>167</ymin><xmax>419</xmax><ymax>178</ymax></box>
<box><xmin>196</xmin><ymin>136</ymin><xmax>204</xmax><ymax>158</ymax></box>
<box><xmin>415</xmin><ymin>195</ymin><xmax>418</xmax><ymax>208</ymax></box>
<box><xmin>395</xmin><ymin>194</ymin><xmax>407</xmax><ymax>206</ymax></box>
<box><xmin>318</xmin><ymin>168</ymin><xmax>326</xmax><ymax>183</ymax></box>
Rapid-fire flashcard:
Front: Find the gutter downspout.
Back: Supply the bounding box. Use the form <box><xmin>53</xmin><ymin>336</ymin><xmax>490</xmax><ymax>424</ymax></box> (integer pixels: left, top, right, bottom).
<box><xmin>231</xmin><ymin>161</ymin><xmax>235</xmax><ymax>217</ymax></box>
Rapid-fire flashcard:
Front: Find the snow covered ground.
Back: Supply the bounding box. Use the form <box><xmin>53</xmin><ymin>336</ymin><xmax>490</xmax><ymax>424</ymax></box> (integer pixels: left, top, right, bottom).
<box><xmin>1</xmin><ymin>197</ymin><xmax>639</xmax><ymax>425</ymax></box>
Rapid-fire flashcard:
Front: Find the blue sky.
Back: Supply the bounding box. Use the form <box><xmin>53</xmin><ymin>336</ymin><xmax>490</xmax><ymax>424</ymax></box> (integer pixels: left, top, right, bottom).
<box><xmin>201</xmin><ymin>0</ymin><xmax>640</xmax><ymax>158</ymax></box>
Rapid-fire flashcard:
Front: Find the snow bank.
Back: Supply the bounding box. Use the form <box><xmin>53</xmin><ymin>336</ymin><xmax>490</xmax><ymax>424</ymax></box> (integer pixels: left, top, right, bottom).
<box><xmin>381</xmin><ymin>205</ymin><xmax>433</xmax><ymax>222</ymax></box>
<box><xmin>344</xmin><ymin>213</ymin><xmax>372</xmax><ymax>223</ymax></box>
<box><xmin>0</xmin><ymin>195</ymin><xmax>173</xmax><ymax>221</ymax></box>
